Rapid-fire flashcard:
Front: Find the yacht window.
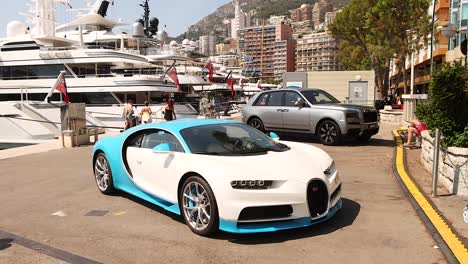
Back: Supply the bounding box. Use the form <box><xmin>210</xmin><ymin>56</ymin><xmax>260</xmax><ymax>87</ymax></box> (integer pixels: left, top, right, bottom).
<box><xmin>0</xmin><ymin>65</ymin><xmax>69</xmax><ymax>80</ymax></box>
<box><xmin>67</xmin><ymin>93</ymin><xmax>119</xmax><ymax>105</ymax></box>
<box><xmin>85</xmin><ymin>93</ymin><xmax>119</xmax><ymax>105</ymax></box>
<box><xmin>0</xmin><ymin>41</ymin><xmax>40</xmax><ymax>52</ymax></box>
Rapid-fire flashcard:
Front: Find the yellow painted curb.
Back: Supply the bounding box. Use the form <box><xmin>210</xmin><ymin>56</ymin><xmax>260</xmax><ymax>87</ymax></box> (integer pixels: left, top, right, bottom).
<box><xmin>393</xmin><ymin>130</ymin><xmax>468</xmax><ymax>263</ymax></box>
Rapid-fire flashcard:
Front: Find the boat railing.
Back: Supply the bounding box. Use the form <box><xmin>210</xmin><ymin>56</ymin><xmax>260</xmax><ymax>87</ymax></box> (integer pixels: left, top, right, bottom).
<box><xmin>1</xmin><ymin>72</ymin><xmax>169</xmax><ymax>80</ymax></box>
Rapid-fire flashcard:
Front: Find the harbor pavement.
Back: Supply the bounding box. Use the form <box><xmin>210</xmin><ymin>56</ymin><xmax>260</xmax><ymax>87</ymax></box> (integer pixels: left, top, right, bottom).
<box><xmin>0</xmin><ymin>124</ymin><xmax>446</xmax><ymax>264</ymax></box>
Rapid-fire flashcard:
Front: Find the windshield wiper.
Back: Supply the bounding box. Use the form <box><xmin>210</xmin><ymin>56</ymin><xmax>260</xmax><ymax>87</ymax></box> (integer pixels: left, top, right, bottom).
<box><xmin>192</xmin><ymin>151</ymin><xmax>224</xmax><ymax>156</ymax></box>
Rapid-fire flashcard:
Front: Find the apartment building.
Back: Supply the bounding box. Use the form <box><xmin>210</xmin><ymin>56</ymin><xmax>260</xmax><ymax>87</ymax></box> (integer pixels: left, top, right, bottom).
<box><xmin>239</xmin><ymin>24</ymin><xmax>296</xmax><ymax>80</ymax></box>
<box><xmin>295</xmin><ymin>32</ymin><xmax>341</xmax><ymax>72</ymax></box>
<box><xmin>199</xmin><ymin>35</ymin><xmax>216</xmax><ymax>56</ymax></box>
<box><xmin>389</xmin><ymin>0</ymin><xmax>450</xmax><ymax>94</ymax></box>
<box><xmin>446</xmin><ymin>0</ymin><xmax>468</xmax><ymax>64</ymax></box>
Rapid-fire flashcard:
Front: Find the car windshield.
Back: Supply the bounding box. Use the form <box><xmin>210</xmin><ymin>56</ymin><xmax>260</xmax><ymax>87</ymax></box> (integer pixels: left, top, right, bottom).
<box><xmin>180</xmin><ymin>124</ymin><xmax>290</xmax><ymax>156</ymax></box>
<box><xmin>301</xmin><ymin>90</ymin><xmax>340</xmax><ymax>104</ymax></box>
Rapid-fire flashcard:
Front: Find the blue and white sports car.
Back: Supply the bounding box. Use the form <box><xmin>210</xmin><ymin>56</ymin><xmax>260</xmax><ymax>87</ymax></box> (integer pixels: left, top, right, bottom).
<box><xmin>92</xmin><ymin>119</ymin><xmax>342</xmax><ymax>236</ymax></box>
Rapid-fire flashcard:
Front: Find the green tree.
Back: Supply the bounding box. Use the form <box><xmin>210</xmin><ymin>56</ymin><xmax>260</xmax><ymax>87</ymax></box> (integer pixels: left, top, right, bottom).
<box><xmin>329</xmin><ymin>0</ymin><xmax>431</xmax><ymax>98</ymax></box>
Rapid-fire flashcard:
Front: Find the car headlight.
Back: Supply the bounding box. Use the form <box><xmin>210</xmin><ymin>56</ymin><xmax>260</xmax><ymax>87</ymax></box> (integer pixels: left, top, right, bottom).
<box><xmin>324</xmin><ymin>161</ymin><xmax>336</xmax><ymax>176</ymax></box>
<box><xmin>230</xmin><ymin>180</ymin><xmax>273</xmax><ymax>190</ymax></box>
<box><xmin>346</xmin><ymin>112</ymin><xmax>359</xmax><ymax>119</ymax></box>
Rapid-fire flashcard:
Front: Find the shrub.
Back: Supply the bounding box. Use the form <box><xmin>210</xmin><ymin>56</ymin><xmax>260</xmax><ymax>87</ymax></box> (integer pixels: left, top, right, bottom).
<box><xmin>416</xmin><ymin>62</ymin><xmax>468</xmax><ymax>147</ymax></box>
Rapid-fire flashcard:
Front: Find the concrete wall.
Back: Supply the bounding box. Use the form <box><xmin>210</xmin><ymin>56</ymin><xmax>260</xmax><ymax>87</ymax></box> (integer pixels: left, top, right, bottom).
<box><xmin>283</xmin><ymin>71</ymin><xmax>376</xmax><ymax>104</ymax></box>
<box><xmin>420</xmin><ymin>131</ymin><xmax>468</xmax><ymax>196</ymax></box>
<box><xmin>379</xmin><ymin>110</ymin><xmax>403</xmax><ymax>124</ymax></box>
<box><xmin>307</xmin><ymin>71</ymin><xmax>375</xmax><ymax>104</ymax></box>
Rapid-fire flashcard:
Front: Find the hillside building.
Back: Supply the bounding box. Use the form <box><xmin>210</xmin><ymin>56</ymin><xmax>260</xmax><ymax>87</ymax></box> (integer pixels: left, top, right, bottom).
<box><xmin>199</xmin><ymin>35</ymin><xmax>216</xmax><ymax>56</ymax></box>
<box><xmin>289</xmin><ymin>4</ymin><xmax>313</xmax><ymax>22</ymax></box>
<box><xmin>313</xmin><ymin>0</ymin><xmax>333</xmax><ymax>29</ymax></box>
<box><xmin>239</xmin><ymin>24</ymin><xmax>296</xmax><ymax>81</ymax></box>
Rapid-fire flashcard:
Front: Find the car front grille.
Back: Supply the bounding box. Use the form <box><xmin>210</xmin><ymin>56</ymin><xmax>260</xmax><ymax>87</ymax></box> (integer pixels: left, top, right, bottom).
<box><xmin>363</xmin><ymin>111</ymin><xmax>378</xmax><ymax>123</ymax></box>
<box><xmin>307</xmin><ymin>180</ymin><xmax>329</xmax><ymax>218</ymax></box>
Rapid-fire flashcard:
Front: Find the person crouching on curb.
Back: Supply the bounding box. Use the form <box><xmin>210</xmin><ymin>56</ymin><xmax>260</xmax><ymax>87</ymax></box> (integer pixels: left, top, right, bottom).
<box><xmin>404</xmin><ymin>119</ymin><xmax>427</xmax><ymax>148</ymax></box>
<box><xmin>122</xmin><ymin>99</ymin><xmax>134</xmax><ymax>130</ymax></box>
<box><xmin>140</xmin><ymin>101</ymin><xmax>153</xmax><ymax>124</ymax></box>
<box><xmin>164</xmin><ymin>98</ymin><xmax>177</xmax><ymax>121</ymax></box>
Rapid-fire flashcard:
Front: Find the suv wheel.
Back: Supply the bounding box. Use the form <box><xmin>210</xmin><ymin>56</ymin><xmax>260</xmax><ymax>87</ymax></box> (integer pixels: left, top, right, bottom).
<box><xmin>248</xmin><ymin>117</ymin><xmax>265</xmax><ymax>132</ymax></box>
<box><xmin>318</xmin><ymin>120</ymin><xmax>341</xmax><ymax>146</ymax></box>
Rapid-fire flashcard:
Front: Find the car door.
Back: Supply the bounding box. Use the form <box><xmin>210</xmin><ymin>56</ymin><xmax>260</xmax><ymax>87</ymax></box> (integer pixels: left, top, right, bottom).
<box><xmin>256</xmin><ymin>91</ymin><xmax>285</xmax><ymax>130</ymax></box>
<box><xmin>282</xmin><ymin>91</ymin><xmax>311</xmax><ymax>132</ymax></box>
<box><xmin>126</xmin><ymin>129</ymin><xmax>185</xmax><ymax>203</ymax></box>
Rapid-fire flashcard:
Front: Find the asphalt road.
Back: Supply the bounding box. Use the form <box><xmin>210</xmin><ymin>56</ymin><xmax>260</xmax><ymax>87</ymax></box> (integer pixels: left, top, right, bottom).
<box><xmin>0</xmin><ymin>127</ymin><xmax>445</xmax><ymax>264</ymax></box>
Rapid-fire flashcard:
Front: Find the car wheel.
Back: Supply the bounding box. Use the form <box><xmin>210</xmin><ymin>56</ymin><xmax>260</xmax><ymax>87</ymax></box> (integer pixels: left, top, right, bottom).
<box><xmin>180</xmin><ymin>176</ymin><xmax>219</xmax><ymax>236</ymax></box>
<box><xmin>94</xmin><ymin>153</ymin><xmax>115</xmax><ymax>195</ymax></box>
<box><xmin>318</xmin><ymin>120</ymin><xmax>341</xmax><ymax>146</ymax></box>
<box><xmin>248</xmin><ymin>117</ymin><xmax>265</xmax><ymax>132</ymax></box>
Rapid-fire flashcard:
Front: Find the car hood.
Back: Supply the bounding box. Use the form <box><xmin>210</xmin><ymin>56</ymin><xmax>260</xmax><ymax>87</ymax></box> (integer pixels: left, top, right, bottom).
<box><xmin>314</xmin><ymin>103</ymin><xmax>376</xmax><ymax>112</ymax></box>
<box><xmin>187</xmin><ymin>141</ymin><xmax>333</xmax><ymax>184</ymax></box>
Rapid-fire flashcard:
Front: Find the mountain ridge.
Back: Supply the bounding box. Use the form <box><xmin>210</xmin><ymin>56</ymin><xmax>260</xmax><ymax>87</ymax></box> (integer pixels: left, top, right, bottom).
<box><xmin>177</xmin><ymin>0</ymin><xmax>350</xmax><ymax>41</ymax></box>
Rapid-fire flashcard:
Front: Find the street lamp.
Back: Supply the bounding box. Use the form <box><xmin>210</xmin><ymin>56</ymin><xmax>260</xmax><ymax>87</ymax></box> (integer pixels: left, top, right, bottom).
<box><xmin>440</xmin><ymin>23</ymin><xmax>468</xmax><ymax>69</ymax></box>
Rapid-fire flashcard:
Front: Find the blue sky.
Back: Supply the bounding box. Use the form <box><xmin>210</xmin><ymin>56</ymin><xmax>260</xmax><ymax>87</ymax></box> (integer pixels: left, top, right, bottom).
<box><xmin>0</xmin><ymin>0</ymin><xmax>231</xmax><ymax>37</ymax></box>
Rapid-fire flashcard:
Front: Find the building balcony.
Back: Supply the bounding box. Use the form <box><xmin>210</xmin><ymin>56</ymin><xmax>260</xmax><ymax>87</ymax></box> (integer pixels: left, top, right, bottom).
<box><xmin>435</xmin><ymin>0</ymin><xmax>449</xmax><ymax>13</ymax></box>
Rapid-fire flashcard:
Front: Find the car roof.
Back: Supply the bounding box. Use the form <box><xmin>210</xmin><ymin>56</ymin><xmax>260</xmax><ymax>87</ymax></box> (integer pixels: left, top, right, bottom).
<box><xmin>136</xmin><ymin>119</ymin><xmax>240</xmax><ymax>133</ymax></box>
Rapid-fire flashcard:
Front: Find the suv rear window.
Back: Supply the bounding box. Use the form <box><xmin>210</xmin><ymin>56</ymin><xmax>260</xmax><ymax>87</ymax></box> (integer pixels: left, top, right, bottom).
<box><xmin>267</xmin><ymin>92</ymin><xmax>283</xmax><ymax>106</ymax></box>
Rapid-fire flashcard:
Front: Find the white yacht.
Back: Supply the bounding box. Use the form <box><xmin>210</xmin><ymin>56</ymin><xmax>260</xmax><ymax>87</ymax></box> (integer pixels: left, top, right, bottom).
<box><xmin>0</xmin><ymin>0</ymin><xmax>178</xmax><ymax>105</ymax></box>
<box><xmin>0</xmin><ymin>0</ymin><xmax>199</xmax><ymax>148</ymax></box>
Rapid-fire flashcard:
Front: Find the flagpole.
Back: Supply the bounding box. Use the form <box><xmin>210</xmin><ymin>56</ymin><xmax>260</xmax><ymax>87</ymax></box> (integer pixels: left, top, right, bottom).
<box><xmin>44</xmin><ymin>71</ymin><xmax>66</xmax><ymax>102</ymax></box>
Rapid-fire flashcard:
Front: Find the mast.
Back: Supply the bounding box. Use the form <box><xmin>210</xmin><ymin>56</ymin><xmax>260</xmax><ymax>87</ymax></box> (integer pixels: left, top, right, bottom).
<box><xmin>30</xmin><ymin>0</ymin><xmax>56</xmax><ymax>37</ymax></box>
<box><xmin>140</xmin><ymin>0</ymin><xmax>150</xmax><ymax>36</ymax></box>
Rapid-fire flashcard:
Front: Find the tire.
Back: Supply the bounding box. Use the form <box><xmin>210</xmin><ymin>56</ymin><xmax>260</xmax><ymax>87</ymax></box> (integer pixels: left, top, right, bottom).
<box><xmin>179</xmin><ymin>176</ymin><xmax>219</xmax><ymax>236</ymax></box>
<box><xmin>248</xmin><ymin>117</ymin><xmax>265</xmax><ymax>132</ymax></box>
<box><xmin>93</xmin><ymin>153</ymin><xmax>115</xmax><ymax>195</ymax></box>
<box><xmin>318</xmin><ymin>120</ymin><xmax>341</xmax><ymax>146</ymax></box>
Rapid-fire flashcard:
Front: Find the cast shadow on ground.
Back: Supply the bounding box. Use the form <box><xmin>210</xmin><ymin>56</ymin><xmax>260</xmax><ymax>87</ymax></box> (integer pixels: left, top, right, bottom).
<box><xmin>117</xmin><ymin>191</ymin><xmax>186</xmax><ymax>225</ymax></box>
<box><xmin>118</xmin><ymin>192</ymin><xmax>360</xmax><ymax>244</ymax></box>
<box><xmin>0</xmin><ymin>238</ymin><xmax>13</xmax><ymax>251</ymax></box>
<box><xmin>213</xmin><ymin>198</ymin><xmax>360</xmax><ymax>244</ymax></box>
<box><xmin>278</xmin><ymin>133</ymin><xmax>395</xmax><ymax>148</ymax></box>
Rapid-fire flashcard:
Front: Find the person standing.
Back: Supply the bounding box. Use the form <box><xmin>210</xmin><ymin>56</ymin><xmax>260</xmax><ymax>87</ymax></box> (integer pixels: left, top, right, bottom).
<box><xmin>164</xmin><ymin>98</ymin><xmax>177</xmax><ymax>121</ymax></box>
<box><xmin>122</xmin><ymin>99</ymin><xmax>135</xmax><ymax>130</ymax></box>
<box><xmin>140</xmin><ymin>101</ymin><xmax>153</xmax><ymax>124</ymax></box>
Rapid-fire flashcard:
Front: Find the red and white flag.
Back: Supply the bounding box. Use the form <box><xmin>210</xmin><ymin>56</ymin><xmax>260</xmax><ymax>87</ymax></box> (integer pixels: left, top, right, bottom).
<box><xmin>168</xmin><ymin>67</ymin><xmax>181</xmax><ymax>92</ymax></box>
<box><xmin>205</xmin><ymin>61</ymin><xmax>214</xmax><ymax>82</ymax></box>
<box><xmin>55</xmin><ymin>74</ymin><xmax>70</xmax><ymax>103</ymax></box>
<box><xmin>227</xmin><ymin>77</ymin><xmax>235</xmax><ymax>97</ymax></box>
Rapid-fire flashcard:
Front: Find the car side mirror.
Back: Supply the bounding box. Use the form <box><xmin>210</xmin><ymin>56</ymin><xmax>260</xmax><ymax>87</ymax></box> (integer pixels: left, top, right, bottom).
<box><xmin>152</xmin><ymin>143</ymin><xmax>171</xmax><ymax>153</ymax></box>
<box><xmin>269</xmin><ymin>132</ymin><xmax>280</xmax><ymax>142</ymax></box>
<box><xmin>296</xmin><ymin>98</ymin><xmax>307</xmax><ymax>108</ymax></box>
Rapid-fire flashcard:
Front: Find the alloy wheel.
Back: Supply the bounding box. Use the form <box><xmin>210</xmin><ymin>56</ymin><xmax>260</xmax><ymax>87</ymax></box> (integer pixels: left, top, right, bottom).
<box><xmin>182</xmin><ymin>182</ymin><xmax>211</xmax><ymax>231</ymax></box>
<box><xmin>319</xmin><ymin>122</ymin><xmax>339</xmax><ymax>145</ymax></box>
<box><xmin>94</xmin><ymin>155</ymin><xmax>110</xmax><ymax>192</ymax></box>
